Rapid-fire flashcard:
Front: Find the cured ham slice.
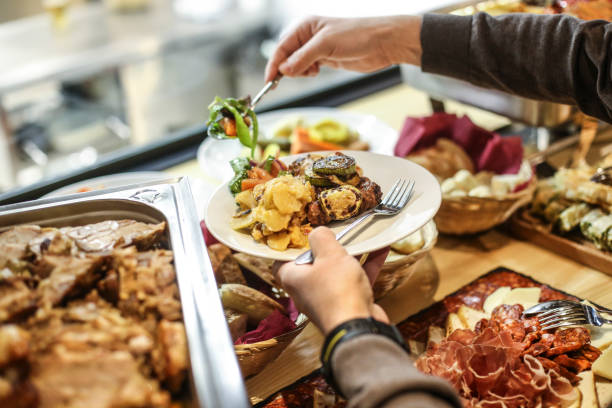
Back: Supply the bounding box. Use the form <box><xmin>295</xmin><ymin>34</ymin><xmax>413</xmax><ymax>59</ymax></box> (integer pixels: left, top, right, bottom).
<box><xmin>416</xmin><ymin>303</ymin><xmax>595</xmax><ymax>408</ymax></box>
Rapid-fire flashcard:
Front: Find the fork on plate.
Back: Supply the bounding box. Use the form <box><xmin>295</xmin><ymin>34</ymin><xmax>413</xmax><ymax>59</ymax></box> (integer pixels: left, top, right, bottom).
<box><xmin>294</xmin><ymin>178</ymin><xmax>415</xmax><ymax>265</ymax></box>
<box><xmin>530</xmin><ymin>302</ymin><xmax>612</xmax><ymax>330</ymax></box>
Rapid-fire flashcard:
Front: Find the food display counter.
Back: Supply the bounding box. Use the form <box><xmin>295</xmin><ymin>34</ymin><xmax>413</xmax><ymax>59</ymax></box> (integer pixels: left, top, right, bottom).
<box><xmin>162</xmin><ymin>83</ymin><xmax>612</xmax><ymax>406</ymax></box>
<box><xmin>2</xmin><ymin>67</ymin><xmax>612</xmax><ymax>407</ymax></box>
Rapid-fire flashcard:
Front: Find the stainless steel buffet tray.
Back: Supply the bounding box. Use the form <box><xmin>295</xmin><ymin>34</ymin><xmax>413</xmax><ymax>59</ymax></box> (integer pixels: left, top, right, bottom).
<box><xmin>0</xmin><ymin>177</ymin><xmax>249</xmax><ymax>408</ymax></box>
<box><xmin>403</xmin><ymin>0</ymin><xmax>575</xmax><ymax>127</ymax></box>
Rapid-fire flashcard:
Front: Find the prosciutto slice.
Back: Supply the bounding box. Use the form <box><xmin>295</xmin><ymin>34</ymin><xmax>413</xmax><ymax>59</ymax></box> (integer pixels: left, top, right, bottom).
<box><xmin>416</xmin><ymin>304</ymin><xmax>596</xmax><ymax>408</ymax></box>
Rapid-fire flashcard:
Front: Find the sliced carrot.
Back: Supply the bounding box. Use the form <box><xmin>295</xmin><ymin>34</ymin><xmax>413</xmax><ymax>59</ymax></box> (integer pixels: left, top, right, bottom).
<box><xmin>220</xmin><ymin>117</ymin><xmax>237</xmax><ymax>136</ymax></box>
<box><xmin>241</xmin><ymin>178</ymin><xmax>266</xmax><ymax>191</ymax></box>
<box><xmin>248</xmin><ymin>167</ymin><xmax>273</xmax><ymax>180</ymax></box>
<box><xmin>290</xmin><ymin>127</ymin><xmax>344</xmax><ymax>154</ymax></box>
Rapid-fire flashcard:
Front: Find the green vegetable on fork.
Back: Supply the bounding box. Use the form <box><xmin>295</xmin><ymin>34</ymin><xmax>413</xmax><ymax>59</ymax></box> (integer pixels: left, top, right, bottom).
<box><xmin>207</xmin><ymin>96</ymin><xmax>259</xmax><ymax>157</ymax></box>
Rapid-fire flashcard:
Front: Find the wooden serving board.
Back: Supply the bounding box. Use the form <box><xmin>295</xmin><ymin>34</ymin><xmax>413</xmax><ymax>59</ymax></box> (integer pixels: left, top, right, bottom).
<box><xmin>254</xmin><ymin>267</ymin><xmax>611</xmax><ymax>408</ymax></box>
<box><xmin>509</xmin><ymin>209</ymin><xmax>612</xmax><ymax>276</ymax></box>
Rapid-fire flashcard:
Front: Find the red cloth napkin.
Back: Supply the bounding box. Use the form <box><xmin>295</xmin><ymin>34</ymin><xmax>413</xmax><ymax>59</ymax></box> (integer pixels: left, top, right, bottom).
<box><xmin>200</xmin><ymin>220</ymin><xmax>219</xmax><ymax>246</ymax></box>
<box><xmin>394</xmin><ymin>113</ymin><xmax>523</xmax><ymax>175</ymax></box>
<box><xmin>234</xmin><ymin>309</ymin><xmax>297</xmax><ymax>344</ymax></box>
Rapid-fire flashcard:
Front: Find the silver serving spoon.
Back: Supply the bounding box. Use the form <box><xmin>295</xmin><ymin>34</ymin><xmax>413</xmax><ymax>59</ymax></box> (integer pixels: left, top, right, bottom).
<box><xmin>207</xmin><ymin>74</ymin><xmax>282</xmax><ymax>140</ymax></box>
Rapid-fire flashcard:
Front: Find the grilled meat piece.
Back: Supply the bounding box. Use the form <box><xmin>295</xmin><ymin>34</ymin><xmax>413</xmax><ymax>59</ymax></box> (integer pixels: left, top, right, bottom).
<box><xmin>25</xmin><ymin>297</ymin><xmax>155</xmax><ymax>358</ymax></box>
<box><xmin>152</xmin><ymin>320</ymin><xmax>188</xmax><ymax>393</ymax></box>
<box><xmin>0</xmin><ymin>325</ymin><xmax>37</xmax><ymax>408</ymax></box>
<box><xmin>357</xmin><ymin>177</ymin><xmax>382</xmax><ymax>211</ymax></box>
<box><xmin>60</xmin><ymin>220</ymin><xmax>166</xmax><ymax>253</ymax></box>
<box><xmin>0</xmin><ymin>325</ymin><xmax>29</xmax><ymax>368</ymax></box>
<box><xmin>113</xmin><ymin>249</ymin><xmax>182</xmax><ymax>322</ymax></box>
<box><xmin>97</xmin><ymin>270</ymin><xmax>119</xmax><ymax>304</ymax></box>
<box><xmin>0</xmin><ymin>225</ymin><xmax>44</xmax><ymax>271</ymax></box>
<box><xmin>31</xmin><ymin>348</ymin><xmax>170</xmax><ymax>408</ymax></box>
<box><xmin>307</xmin><ymin>201</ymin><xmax>328</xmax><ymax>226</ymax></box>
<box><xmin>36</xmin><ymin>255</ymin><xmax>107</xmax><ymax>308</ymax></box>
<box><xmin>0</xmin><ymin>279</ymin><xmax>37</xmax><ymax>323</ymax></box>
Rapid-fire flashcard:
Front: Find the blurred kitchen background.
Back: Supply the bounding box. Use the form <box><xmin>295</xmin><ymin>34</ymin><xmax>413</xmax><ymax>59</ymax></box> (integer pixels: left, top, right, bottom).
<box><xmin>0</xmin><ymin>0</ymin><xmax>457</xmax><ymax>195</ymax></box>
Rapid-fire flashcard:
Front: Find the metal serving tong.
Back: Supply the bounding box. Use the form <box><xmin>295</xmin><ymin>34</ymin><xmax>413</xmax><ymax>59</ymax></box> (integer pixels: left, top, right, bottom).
<box><xmin>207</xmin><ymin>74</ymin><xmax>282</xmax><ymax>140</ymax></box>
<box><xmin>524</xmin><ymin>300</ymin><xmax>612</xmax><ymax>330</ymax></box>
<box><xmin>250</xmin><ymin>74</ymin><xmax>283</xmax><ymax>110</ymax></box>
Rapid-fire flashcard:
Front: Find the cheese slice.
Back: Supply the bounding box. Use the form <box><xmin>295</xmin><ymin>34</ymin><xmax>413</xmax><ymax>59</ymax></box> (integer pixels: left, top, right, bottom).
<box><xmin>483</xmin><ymin>287</ymin><xmax>511</xmax><ymax>314</ymax></box>
<box><xmin>590</xmin><ymin>326</ymin><xmax>612</xmax><ymax>351</ymax></box>
<box><xmin>428</xmin><ymin>325</ymin><xmax>446</xmax><ymax>346</ymax></box>
<box><xmin>576</xmin><ymin>371</ymin><xmax>599</xmax><ymax>408</ymax></box>
<box><xmin>592</xmin><ymin>346</ymin><xmax>612</xmax><ymax>380</ymax></box>
<box><xmin>457</xmin><ymin>305</ymin><xmax>489</xmax><ymax>330</ymax></box>
<box><xmin>408</xmin><ymin>339</ymin><xmax>425</xmax><ymax>356</ymax></box>
<box><xmin>446</xmin><ymin>313</ymin><xmax>467</xmax><ymax>336</ymax></box>
<box><xmin>501</xmin><ymin>287</ymin><xmax>542</xmax><ymax>311</ymax></box>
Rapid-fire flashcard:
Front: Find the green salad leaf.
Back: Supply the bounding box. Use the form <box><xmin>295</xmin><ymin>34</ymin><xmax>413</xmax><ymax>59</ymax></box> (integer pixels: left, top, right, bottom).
<box><xmin>207</xmin><ymin>96</ymin><xmax>259</xmax><ymax>157</ymax></box>
<box><xmin>228</xmin><ymin>157</ymin><xmax>252</xmax><ymax>195</ymax></box>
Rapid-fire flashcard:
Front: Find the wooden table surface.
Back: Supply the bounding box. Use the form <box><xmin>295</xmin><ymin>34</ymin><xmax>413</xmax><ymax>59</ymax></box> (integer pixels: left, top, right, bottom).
<box><xmin>165</xmin><ymin>83</ymin><xmax>612</xmax><ymax>405</ymax></box>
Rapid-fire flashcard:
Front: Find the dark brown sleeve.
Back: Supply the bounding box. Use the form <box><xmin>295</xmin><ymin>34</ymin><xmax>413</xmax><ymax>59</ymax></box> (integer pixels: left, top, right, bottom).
<box><xmin>420</xmin><ymin>12</ymin><xmax>612</xmax><ymax>122</ymax></box>
<box><xmin>331</xmin><ymin>335</ymin><xmax>461</xmax><ymax>408</ymax></box>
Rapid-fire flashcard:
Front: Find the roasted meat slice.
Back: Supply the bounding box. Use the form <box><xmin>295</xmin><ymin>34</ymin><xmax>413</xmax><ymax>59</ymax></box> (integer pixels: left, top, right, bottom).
<box><xmin>357</xmin><ymin>177</ymin><xmax>382</xmax><ymax>211</ymax></box>
<box><xmin>36</xmin><ymin>254</ymin><xmax>107</xmax><ymax>307</ymax></box>
<box><xmin>96</xmin><ymin>269</ymin><xmax>119</xmax><ymax>304</ymax></box>
<box><xmin>0</xmin><ymin>225</ymin><xmax>45</xmax><ymax>271</ymax></box>
<box><xmin>0</xmin><ymin>279</ymin><xmax>37</xmax><ymax>323</ymax></box>
<box><xmin>152</xmin><ymin>320</ymin><xmax>188</xmax><ymax>393</ymax></box>
<box><xmin>26</xmin><ymin>297</ymin><xmax>154</xmax><ymax>358</ymax></box>
<box><xmin>60</xmin><ymin>220</ymin><xmax>166</xmax><ymax>252</ymax></box>
<box><xmin>28</xmin><ymin>229</ymin><xmax>76</xmax><ymax>258</ymax></box>
<box><xmin>113</xmin><ymin>249</ymin><xmax>182</xmax><ymax>322</ymax></box>
<box><xmin>0</xmin><ymin>325</ymin><xmax>30</xmax><ymax>371</ymax></box>
<box><xmin>0</xmin><ymin>325</ymin><xmax>37</xmax><ymax>408</ymax></box>
<box><xmin>31</xmin><ymin>348</ymin><xmax>170</xmax><ymax>408</ymax></box>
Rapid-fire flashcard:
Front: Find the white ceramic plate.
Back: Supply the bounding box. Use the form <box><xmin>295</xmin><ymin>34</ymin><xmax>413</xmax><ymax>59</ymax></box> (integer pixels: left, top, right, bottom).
<box><xmin>197</xmin><ymin>107</ymin><xmax>398</xmax><ymax>183</ymax></box>
<box><xmin>205</xmin><ymin>150</ymin><xmax>441</xmax><ymax>261</ymax></box>
<box><xmin>43</xmin><ymin>172</ymin><xmax>214</xmax><ymax>220</ymax></box>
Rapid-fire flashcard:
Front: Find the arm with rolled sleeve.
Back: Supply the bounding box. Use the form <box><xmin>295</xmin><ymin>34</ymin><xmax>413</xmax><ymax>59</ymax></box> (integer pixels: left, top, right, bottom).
<box><xmin>421</xmin><ymin>12</ymin><xmax>612</xmax><ymax>122</ymax></box>
<box><xmin>331</xmin><ymin>335</ymin><xmax>461</xmax><ymax>408</ymax></box>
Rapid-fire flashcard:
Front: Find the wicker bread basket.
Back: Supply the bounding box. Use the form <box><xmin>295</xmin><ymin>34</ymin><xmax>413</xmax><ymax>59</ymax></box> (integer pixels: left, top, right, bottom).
<box><xmin>234</xmin><ymin>313</ymin><xmax>308</xmax><ymax>378</ymax></box>
<box><xmin>435</xmin><ymin>177</ymin><xmax>537</xmax><ymax>235</ymax></box>
<box><xmin>373</xmin><ymin>220</ymin><xmax>438</xmax><ymax>299</ymax></box>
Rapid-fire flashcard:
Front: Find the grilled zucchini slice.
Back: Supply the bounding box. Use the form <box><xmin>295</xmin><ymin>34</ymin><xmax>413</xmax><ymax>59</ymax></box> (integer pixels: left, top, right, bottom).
<box><xmin>319</xmin><ymin>185</ymin><xmax>362</xmax><ymax>221</ymax></box>
<box><xmin>313</xmin><ymin>154</ymin><xmax>356</xmax><ymax>176</ymax></box>
<box><xmin>305</xmin><ymin>166</ymin><xmax>336</xmax><ymax>187</ymax></box>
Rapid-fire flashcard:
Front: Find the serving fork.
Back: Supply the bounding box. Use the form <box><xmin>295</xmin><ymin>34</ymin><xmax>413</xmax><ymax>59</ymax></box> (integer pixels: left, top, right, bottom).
<box><xmin>528</xmin><ymin>301</ymin><xmax>612</xmax><ymax>330</ymax></box>
<box><xmin>294</xmin><ymin>178</ymin><xmax>416</xmax><ymax>265</ymax></box>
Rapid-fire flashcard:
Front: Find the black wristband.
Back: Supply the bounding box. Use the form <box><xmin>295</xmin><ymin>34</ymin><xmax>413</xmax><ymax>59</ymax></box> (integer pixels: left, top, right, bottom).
<box><xmin>320</xmin><ymin>317</ymin><xmax>409</xmax><ymax>398</ymax></box>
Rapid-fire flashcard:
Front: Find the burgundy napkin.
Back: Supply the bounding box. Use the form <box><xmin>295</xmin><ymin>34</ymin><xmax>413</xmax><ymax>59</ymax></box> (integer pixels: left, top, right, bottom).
<box><xmin>200</xmin><ymin>220</ymin><xmax>219</xmax><ymax>246</ymax></box>
<box><xmin>394</xmin><ymin>113</ymin><xmax>523</xmax><ymax>175</ymax></box>
<box><xmin>234</xmin><ymin>308</ymin><xmax>297</xmax><ymax>345</ymax></box>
